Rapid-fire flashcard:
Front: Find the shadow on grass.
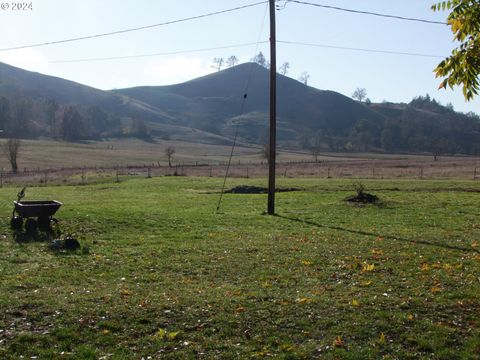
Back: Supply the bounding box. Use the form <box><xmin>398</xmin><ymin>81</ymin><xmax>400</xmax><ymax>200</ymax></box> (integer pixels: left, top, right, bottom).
<box><xmin>277</xmin><ymin>214</ymin><xmax>479</xmax><ymax>253</ymax></box>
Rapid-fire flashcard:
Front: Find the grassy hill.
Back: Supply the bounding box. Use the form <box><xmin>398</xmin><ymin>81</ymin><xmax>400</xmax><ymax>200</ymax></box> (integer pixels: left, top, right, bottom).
<box><xmin>1</xmin><ymin>61</ymin><xmax>479</xmax><ymax>154</ymax></box>
<box><xmin>114</xmin><ymin>63</ymin><xmax>385</xmax><ymax>143</ymax></box>
<box><xmin>0</xmin><ymin>61</ymin><xmax>172</xmax><ymax>122</ymax></box>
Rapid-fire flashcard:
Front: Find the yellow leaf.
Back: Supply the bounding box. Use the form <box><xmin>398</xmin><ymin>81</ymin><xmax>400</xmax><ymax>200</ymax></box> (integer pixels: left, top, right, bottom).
<box><xmin>155</xmin><ymin>328</ymin><xmax>167</xmax><ymax>339</ymax></box>
<box><xmin>301</xmin><ymin>260</ymin><xmax>312</xmax><ymax>266</ymax></box>
<box><xmin>333</xmin><ymin>336</ymin><xmax>344</xmax><ymax>347</ymax></box>
<box><xmin>371</xmin><ymin>249</ymin><xmax>383</xmax><ymax>256</ymax></box>
<box><xmin>102</xmin><ymin>329</ymin><xmax>110</xmax><ymax>335</ymax></box>
<box><xmin>407</xmin><ymin>314</ymin><xmax>414</xmax><ymax>321</ymax></box>
<box><xmin>420</xmin><ymin>263</ymin><xmax>430</xmax><ymax>271</ymax></box>
<box><xmin>167</xmin><ymin>331</ymin><xmax>181</xmax><ymax>340</ymax></box>
<box><xmin>431</xmin><ymin>285</ymin><xmax>442</xmax><ymax>294</ymax></box>
<box><xmin>360</xmin><ymin>280</ymin><xmax>372</xmax><ymax>287</ymax></box>
<box><xmin>378</xmin><ymin>332</ymin><xmax>386</xmax><ymax>344</ymax></box>
<box><xmin>281</xmin><ymin>343</ymin><xmax>295</xmax><ymax>352</ymax></box>
<box><xmin>121</xmin><ymin>289</ymin><xmax>132</xmax><ymax>296</ymax></box>
<box><xmin>350</xmin><ymin>299</ymin><xmax>360</xmax><ymax>307</ymax></box>
<box><xmin>362</xmin><ymin>263</ymin><xmax>375</xmax><ymax>272</ymax></box>
<box><xmin>297</xmin><ymin>297</ymin><xmax>313</xmax><ymax>304</ymax></box>
<box><xmin>235</xmin><ymin>306</ymin><xmax>245</xmax><ymax>314</ymax></box>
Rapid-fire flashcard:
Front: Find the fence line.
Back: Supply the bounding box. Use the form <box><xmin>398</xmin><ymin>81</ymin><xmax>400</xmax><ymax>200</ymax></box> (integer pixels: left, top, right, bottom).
<box><xmin>0</xmin><ymin>158</ymin><xmax>478</xmax><ymax>187</ymax></box>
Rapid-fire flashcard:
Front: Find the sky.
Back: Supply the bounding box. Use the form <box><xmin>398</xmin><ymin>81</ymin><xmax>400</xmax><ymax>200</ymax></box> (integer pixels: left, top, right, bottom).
<box><xmin>0</xmin><ymin>0</ymin><xmax>479</xmax><ymax>113</ymax></box>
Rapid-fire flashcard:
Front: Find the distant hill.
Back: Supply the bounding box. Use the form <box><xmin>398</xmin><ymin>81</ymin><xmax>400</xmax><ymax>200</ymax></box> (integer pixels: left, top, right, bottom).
<box><xmin>115</xmin><ymin>63</ymin><xmax>480</xmax><ymax>154</ymax></box>
<box><xmin>0</xmin><ymin>61</ymin><xmax>172</xmax><ymax>121</ymax></box>
<box><xmin>0</xmin><ymin>61</ymin><xmax>232</xmax><ymax>143</ymax></box>
<box><xmin>113</xmin><ymin>63</ymin><xmax>386</xmax><ymax>143</ymax></box>
<box><xmin>1</xmin><ymin>61</ymin><xmax>479</xmax><ymax>154</ymax></box>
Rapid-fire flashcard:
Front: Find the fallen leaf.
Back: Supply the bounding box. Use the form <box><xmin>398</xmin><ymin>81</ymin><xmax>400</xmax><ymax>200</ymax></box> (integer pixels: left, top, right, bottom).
<box><xmin>378</xmin><ymin>332</ymin><xmax>386</xmax><ymax>344</ymax></box>
<box><xmin>333</xmin><ymin>336</ymin><xmax>344</xmax><ymax>347</ymax></box>
<box><xmin>167</xmin><ymin>331</ymin><xmax>181</xmax><ymax>340</ymax></box>
<box><xmin>297</xmin><ymin>297</ymin><xmax>313</xmax><ymax>304</ymax></box>
<box><xmin>155</xmin><ymin>328</ymin><xmax>167</xmax><ymax>339</ymax></box>
<box><xmin>362</xmin><ymin>263</ymin><xmax>375</xmax><ymax>272</ymax></box>
<box><xmin>235</xmin><ymin>306</ymin><xmax>245</xmax><ymax>314</ymax></box>
<box><xmin>350</xmin><ymin>299</ymin><xmax>360</xmax><ymax>307</ymax></box>
<box><xmin>420</xmin><ymin>263</ymin><xmax>430</xmax><ymax>271</ymax></box>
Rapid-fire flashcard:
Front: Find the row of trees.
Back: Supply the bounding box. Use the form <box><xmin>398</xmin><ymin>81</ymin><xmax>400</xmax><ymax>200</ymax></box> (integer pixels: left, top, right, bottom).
<box><xmin>0</xmin><ymin>96</ymin><xmax>153</xmax><ymax>141</ymax></box>
<box><xmin>296</xmin><ymin>96</ymin><xmax>480</xmax><ymax>156</ymax></box>
<box><xmin>211</xmin><ymin>53</ymin><xmax>310</xmax><ymax>84</ymax></box>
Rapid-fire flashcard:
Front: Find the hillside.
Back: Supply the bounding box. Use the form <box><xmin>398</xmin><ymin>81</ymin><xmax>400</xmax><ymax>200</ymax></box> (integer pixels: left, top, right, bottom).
<box><xmin>113</xmin><ymin>63</ymin><xmax>386</xmax><ymax>143</ymax></box>
<box><xmin>0</xmin><ymin>61</ymin><xmax>174</xmax><ymax>122</ymax></box>
<box><xmin>0</xmin><ymin>61</ymin><xmax>479</xmax><ymax>154</ymax></box>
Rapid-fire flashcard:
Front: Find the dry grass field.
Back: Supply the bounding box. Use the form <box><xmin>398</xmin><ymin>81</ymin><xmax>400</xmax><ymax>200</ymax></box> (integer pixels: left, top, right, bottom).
<box><xmin>0</xmin><ymin>139</ymin><xmax>478</xmax><ymax>186</ymax></box>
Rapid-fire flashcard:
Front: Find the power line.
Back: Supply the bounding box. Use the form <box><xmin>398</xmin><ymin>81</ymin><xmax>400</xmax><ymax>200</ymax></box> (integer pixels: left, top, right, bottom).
<box><xmin>0</xmin><ymin>1</ymin><xmax>268</xmax><ymax>52</ymax></box>
<box><xmin>8</xmin><ymin>39</ymin><xmax>443</xmax><ymax>67</ymax></box>
<box><xmin>286</xmin><ymin>0</ymin><xmax>447</xmax><ymax>25</ymax></box>
<box><xmin>277</xmin><ymin>40</ymin><xmax>445</xmax><ymax>59</ymax></box>
<box><xmin>14</xmin><ymin>41</ymin><xmax>269</xmax><ymax>65</ymax></box>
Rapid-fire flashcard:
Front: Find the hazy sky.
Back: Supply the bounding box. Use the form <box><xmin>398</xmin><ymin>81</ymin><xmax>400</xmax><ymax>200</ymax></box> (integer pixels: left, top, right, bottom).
<box><xmin>0</xmin><ymin>0</ymin><xmax>479</xmax><ymax>113</ymax></box>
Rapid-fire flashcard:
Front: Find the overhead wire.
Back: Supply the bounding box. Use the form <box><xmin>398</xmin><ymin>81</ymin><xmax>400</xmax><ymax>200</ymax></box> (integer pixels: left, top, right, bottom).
<box><xmin>216</xmin><ymin>2</ymin><xmax>270</xmax><ymax>213</ymax></box>
<box><xmin>14</xmin><ymin>41</ymin><xmax>270</xmax><ymax>65</ymax></box>
<box><xmin>0</xmin><ymin>1</ymin><xmax>268</xmax><ymax>52</ymax></box>
<box><xmin>277</xmin><ymin>40</ymin><xmax>446</xmax><ymax>59</ymax></box>
<box><xmin>285</xmin><ymin>0</ymin><xmax>447</xmax><ymax>25</ymax></box>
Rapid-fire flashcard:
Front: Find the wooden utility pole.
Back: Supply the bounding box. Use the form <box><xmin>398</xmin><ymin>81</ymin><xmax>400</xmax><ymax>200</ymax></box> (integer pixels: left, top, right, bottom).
<box><xmin>267</xmin><ymin>0</ymin><xmax>277</xmax><ymax>215</ymax></box>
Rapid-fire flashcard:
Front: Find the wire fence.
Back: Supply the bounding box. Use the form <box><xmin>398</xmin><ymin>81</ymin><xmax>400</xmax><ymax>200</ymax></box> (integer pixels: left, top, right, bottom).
<box><xmin>0</xmin><ymin>159</ymin><xmax>478</xmax><ymax>187</ymax></box>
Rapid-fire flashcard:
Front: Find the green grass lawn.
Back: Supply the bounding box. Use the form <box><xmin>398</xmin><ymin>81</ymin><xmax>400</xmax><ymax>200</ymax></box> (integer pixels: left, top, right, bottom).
<box><xmin>0</xmin><ymin>177</ymin><xmax>479</xmax><ymax>359</ymax></box>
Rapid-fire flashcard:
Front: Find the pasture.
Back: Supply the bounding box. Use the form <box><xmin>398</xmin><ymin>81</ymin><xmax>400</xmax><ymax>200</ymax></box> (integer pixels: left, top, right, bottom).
<box><xmin>0</xmin><ymin>176</ymin><xmax>479</xmax><ymax>359</ymax></box>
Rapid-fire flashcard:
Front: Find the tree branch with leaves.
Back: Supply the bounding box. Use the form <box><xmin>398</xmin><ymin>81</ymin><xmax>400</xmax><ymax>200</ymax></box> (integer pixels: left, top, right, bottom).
<box><xmin>432</xmin><ymin>0</ymin><xmax>480</xmax><ymax>100</ymax></box>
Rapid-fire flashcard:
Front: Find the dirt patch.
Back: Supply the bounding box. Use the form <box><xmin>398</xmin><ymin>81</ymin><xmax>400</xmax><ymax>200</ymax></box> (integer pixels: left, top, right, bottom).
<box><xmin>345</xmin><ymin>192</ymin><xmax>379</xmax><ymax>203</ymax></box>
<box><xmin>225</xmin><ymin>185</ymin><xmax>301</xmax><ymax>194</ymax></box>
<box><xmin>344</xmin><ymin>183</ymin><xmax>380</xmax><ymax>203</ymax></box>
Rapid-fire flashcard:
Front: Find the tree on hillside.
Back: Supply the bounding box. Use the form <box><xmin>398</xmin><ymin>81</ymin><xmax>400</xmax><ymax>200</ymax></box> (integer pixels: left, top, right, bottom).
<box><xmin>132</xmin><ymin>118</ymin><xmax>150</xmax><ymax>140</ymax></box>
<box><xmin>252</xmin><ymin>52</ymin><xmax>267</xmax><ymax>67</ymax></box>
<box><xmin>432</xmin><ymin>1</ymin><xmax>480</xmax><ymax>100</ymax></box>
<box><xmin>86</xmin><ymin>106</ymin><xmax>109</xmax><ymax>136</ymax></box>
<box><xmin>45</xmin><ymin>99</ymin><xmax>59</xmax><ymax>136</ymax></box>
<box><xmin>298</xmin><ymin>72</ymin><xmax>310</xmax><ymax>85</ymax></box>
<box><xmin>61</xmin><ymin>106</ymin><xmax>84</xmax><ymax>141</ymax></box>
<box><xmin>352</xmin><ymin>87</ymin><xmax>367</xmax><ymax>102</ymax></box>
<box><xmin>311</xmin><ymin>132</ymin><xmax>323</xmax><ymax>162</ymax></box>
<box><xmin>165</xmin><ymin>146</ymin><xmax>175</xmax><ymax>167</ymax></box>
<box><xmin>226</xmin><ymin>55</ymin><xmax>239</xmax><ymax>68</ymax></box>
<box><xmin>9</xmin><ymin>99</ymin><xmax>32</xmax><ymax>138</ymax></box>
<box><xmin>211</xmin><ymin>57</ymin><xmax>224</xmax><ymax>71</ymax></box>
<box><xmin>279</xmin><ymin>62</ymin><xmax>290</xmax><ymax>75</ymax></box>
<box><xmin>0</xmin><ymin>97</ymin><xmax>10</xmax><ymax>132</ymax></box>
<box><xmin>3</xmin><ymin>138</ymin><xmax>20</xmax><ymax>173</ymax></box>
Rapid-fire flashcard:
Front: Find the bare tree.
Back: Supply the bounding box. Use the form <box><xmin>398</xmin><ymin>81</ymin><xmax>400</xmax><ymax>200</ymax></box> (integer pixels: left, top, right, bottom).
<box><xmin>165</xmin><ymin>146</ymin><xmax>176</xmax><ymax>167</ymax></box>
<box><xmin>298</xmin><ymin>72</ymin><xmax>310</xmax><ymax>85</ymax></box>
<box><xmin>211</xmin><ymin>57</ymin><xmax>224</xmax><ymax>71</ymax></box>
<box><xmin>226</xmin><ymin>55</ymin><xmax>239</xmax><ymax>68</ymax></box>
<box><xmin>251</xmin><ymin>52</ymin><xmax>267</xmax><ymax>67</ymax></box>
<box><xmin>352</xmin><ymin>88</ymin><xmax>367</xmax><ymax>102</ymax></box>
<box><xmin>279</xmin><ymin>62</ymin><xmax>290</xmax><ymax>75</ymax></box>
<box><xmin>311</xmin><ymin>133</ymin><xmax>323</xmax><ymax>162</ymax></box>
<box><xmin>4</xmin><ymin>138</ymin><xmax>20</xmax><ymax>173</ymax></box>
